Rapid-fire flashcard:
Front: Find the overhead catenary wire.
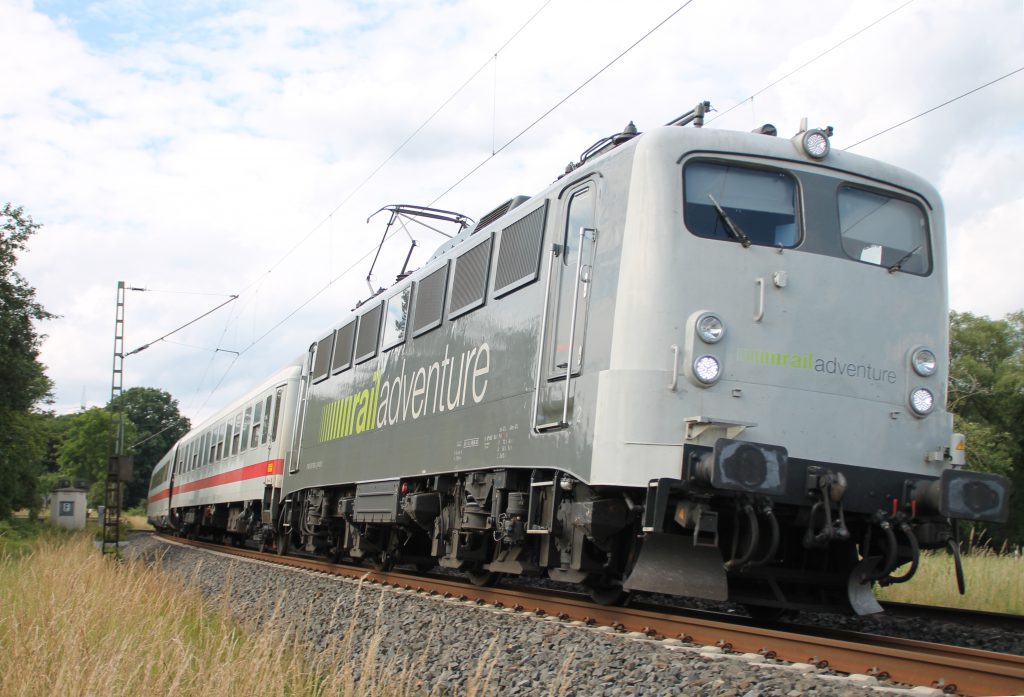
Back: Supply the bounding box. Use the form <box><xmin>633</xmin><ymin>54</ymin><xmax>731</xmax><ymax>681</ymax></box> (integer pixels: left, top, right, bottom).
<box><xmin>125</xmin><ymin>294</ymin><xmax>238</xmax><ymax>357</ymax></box>
<box><xmin>706</xmin><ymin>0</ymin><xmax>917</xmax><ymax>127</ymax></box>
<box><xmin>233</xmin><ymin>0</ymin><xmax>556</xmax><ymax>300</ymax></box>
<box><xmin>184</xmin><ymin>2</ymin><xmax>559</xmax><ymax>419</ymax></box>
<box><xmin>844</xmin><ymin>66</ymin><xmax>1024</xmax><ymax>150</ymax></box>
<box><xmin>430</xmin><ymin>0</ymin><xmax>699</xmax><ymax>206</ymax></box>
<box><xmin>185</xmin><ymin>2</ymin><xmax>1011</xmax><ymax>421</ymax></box>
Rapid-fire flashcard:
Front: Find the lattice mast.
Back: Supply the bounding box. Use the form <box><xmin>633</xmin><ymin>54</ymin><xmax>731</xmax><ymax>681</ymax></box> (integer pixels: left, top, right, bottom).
<box><xmin>103</xmin><ymin>281</ymin><xmax>126</xmax><ymax>555</ymax></box>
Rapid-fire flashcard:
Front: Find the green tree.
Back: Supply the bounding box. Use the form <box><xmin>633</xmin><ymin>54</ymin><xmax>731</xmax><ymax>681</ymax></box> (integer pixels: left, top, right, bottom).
<box><xmin>949</xmin><ymin>310</ymin><xmax>1024</xmax><ymax>546</ymax></box>
<box><xmin>109</xmin><ymin>387</ymin><xmax>190</xmax><ymax>507</ymax></box>
<box><xmin>56</xmin><ymin>408</ymin><xmax>137</xmax><ymax>507</ymax></box>
<box><xmin>0</xmin><ymin>204</ymin><xmax>54</xmax><ymax>519</ymax></box>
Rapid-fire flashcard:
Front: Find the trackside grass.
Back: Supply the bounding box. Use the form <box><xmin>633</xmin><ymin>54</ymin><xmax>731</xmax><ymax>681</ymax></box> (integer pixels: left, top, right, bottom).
<box><xmin>875</xmin><ymin>547</ymin><xmax>1024</xmax><ymax>614</ymax></box>
<box><xmin>0</xmin><ymin>533</ymin><xmax>572</xmax><ymax>696</ymax></box>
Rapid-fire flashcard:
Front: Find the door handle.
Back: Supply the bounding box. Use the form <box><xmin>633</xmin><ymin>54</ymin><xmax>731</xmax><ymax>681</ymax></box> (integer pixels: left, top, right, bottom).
<box><xmin>668</xmin><ymin>344</ymin><xmax>679</xmax><ymax>391</ymax></box>
<box><xmin>754</xmin><ymin>277</ymin><xmax>765</xmax><ymax>322</ymax></box>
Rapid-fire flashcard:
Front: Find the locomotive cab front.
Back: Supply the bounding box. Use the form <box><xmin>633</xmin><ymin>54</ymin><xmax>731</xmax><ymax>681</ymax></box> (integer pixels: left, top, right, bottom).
<box><xmin>600</xmin><ymin>121</ymin><xmax>1010</xmax><ymax>614</ymax></box>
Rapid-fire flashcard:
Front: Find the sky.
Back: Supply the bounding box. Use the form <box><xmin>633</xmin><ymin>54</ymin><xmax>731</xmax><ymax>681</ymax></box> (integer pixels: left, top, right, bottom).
<box><xmin>2</xmin><ymin>0</ymin><xmax>1022</xmax><ymax>426</ymax></box>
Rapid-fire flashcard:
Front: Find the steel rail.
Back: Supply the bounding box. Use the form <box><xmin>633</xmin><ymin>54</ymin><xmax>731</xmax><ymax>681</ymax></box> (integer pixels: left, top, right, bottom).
<box><xmin>878</xmin><ymin>600</ymin><xmax>1024</xmax><ymax>633</ymax></box>
<box><xmin>154</xmin><ymin>534</ymin><xmax>1024</xmax><ymax>697</ymax></box>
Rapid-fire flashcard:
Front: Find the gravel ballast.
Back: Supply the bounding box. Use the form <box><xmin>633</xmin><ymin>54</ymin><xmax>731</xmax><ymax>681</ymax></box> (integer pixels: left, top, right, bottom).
<box><xmin>127</xmin><ymin>536</ymin><xmax>959</xmax><ymax>696</ymax></box>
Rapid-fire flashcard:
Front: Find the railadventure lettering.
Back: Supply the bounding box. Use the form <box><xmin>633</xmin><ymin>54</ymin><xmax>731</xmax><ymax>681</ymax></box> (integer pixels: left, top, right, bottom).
<box><xmin>318</xmin><ymin>342</ymin><xmax>490</xmax><ymax>443</ymax></box>
<box><xmin>737</xmin><ymin>348</ymin><xmax>897</xmax><ymax>384</ymax></box>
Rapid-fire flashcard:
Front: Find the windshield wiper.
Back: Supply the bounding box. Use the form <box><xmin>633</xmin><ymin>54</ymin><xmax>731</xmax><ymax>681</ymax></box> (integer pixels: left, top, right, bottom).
<box><xmin>707</xmin><ymin>194</ymin><xmax>751</xmax><ymax>248</ymax></box>
<box><xmin>888</xmin><ymin>245</ymin><xmax>922</xmax><ymax>273</ymax></box>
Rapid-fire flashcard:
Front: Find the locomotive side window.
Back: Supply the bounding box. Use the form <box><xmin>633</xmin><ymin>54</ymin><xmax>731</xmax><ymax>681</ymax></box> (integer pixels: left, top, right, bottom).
<box><xmin>684</xmin><ymin>161</ymin><xmax>798</xmax><ymax>248</ymax></box>
<box><xmin>494</xmin><ymin>202</ymin><xmax>547</xmax><ymax>298</ymax></box>
<box><xmin>311</xmin><ymin>332</ymin><xmax>334</xmax><ymax>383</ymax></box>
<box><xmin>449</xmin><ymin>234</ymin><xmax>493</xmax><ymax>319</ymax></box>
<box><xmin>382</xmin><ymin>286</ymin><xmax>411</xmax><ymax>351</ymax></box>
<box><xmin>412</xmin><ymin>262</ymin><xmax>448</xmax><ymax>337</ymax></box>
<box><xmin>838</xmin><ymin>186</ymin><xmax>930</xmax><ymax>275</ymax></box>
<box><xmin>332</xmin><ymin>320</ymin><xmax>356</xmax><ymax>374</ymax></box>
<box><xmin>355</xmin><ymin>303</ymin><xmax>383</xmax><ymax>364</ymax></box>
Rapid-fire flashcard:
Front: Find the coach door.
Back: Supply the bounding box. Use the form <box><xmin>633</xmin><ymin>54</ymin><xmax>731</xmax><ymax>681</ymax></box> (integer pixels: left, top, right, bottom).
<box><xmin>534</xmin><ymin>182</ymin><xmax>596</xmax><ymax>431</ymax></box>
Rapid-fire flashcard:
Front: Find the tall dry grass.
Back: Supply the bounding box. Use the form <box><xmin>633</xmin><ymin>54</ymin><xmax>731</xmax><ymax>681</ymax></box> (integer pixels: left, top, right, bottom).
<box><xmin>876</xmin><ymin>547</ymin><xmax>1024</xmax><ymax>614</ymax></box>
<box><xmin>0</xmin><ymin>534</ymin><xmax>575</xmax><ymax>696</ymax></box>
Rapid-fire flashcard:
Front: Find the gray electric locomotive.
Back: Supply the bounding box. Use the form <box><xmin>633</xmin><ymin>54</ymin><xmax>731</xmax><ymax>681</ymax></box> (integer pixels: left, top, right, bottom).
<box><xmin>156</xmin><ymin>103</ymin><xmax>1011</xmax><ymax>614</ymax></box>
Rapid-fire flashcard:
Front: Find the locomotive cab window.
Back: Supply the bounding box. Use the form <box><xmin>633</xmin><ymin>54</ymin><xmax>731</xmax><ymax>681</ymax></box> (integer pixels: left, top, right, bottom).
<box><xmin>838</xmin><ymin>186</ymin><xmax>930</xmax><ymax>275</ymax></box>
<box><xmin>684</xmin><ymin>161</ymin><xmax>798</xmax><ymax>248</ymax></box>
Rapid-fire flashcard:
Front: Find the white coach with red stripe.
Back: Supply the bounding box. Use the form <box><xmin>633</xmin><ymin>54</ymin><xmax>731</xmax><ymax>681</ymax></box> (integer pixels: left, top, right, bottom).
<box><xmin>149</xmin><ymin>362</ymin><xmax>301</xmax><ymax>531</ymax></box>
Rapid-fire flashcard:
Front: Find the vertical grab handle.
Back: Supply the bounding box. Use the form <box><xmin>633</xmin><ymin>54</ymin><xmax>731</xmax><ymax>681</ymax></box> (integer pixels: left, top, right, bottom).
<box><xmin>668</xmin><ymin>344</ymin><xmax>679</xmax><ymax>391</ymax></box>
<box><xmin>754</xmin><ymin>277</ymin><xmax>765</xmax><ymax>322</ymax></box>
<box><xmin>531</xmin><ymin>244</ymin><xmax>560</xmax><ymax>431</ymax></box>
<box><xmin>560</xmin><ymin>226</ymin><xmax>593</xmax><ymax>427</ymax></box>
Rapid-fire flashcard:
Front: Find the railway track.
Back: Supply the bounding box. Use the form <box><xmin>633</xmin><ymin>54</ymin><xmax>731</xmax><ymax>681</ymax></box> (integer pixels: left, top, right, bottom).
<box><xmin>153</xmin><ymin>533</ymin><xmax>1024</xmax><ymax>697</ymax></box>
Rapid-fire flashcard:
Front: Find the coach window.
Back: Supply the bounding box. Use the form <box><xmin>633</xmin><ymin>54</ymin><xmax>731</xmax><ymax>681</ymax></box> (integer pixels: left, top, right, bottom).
<box><xmin>191</xmin><ymin>441</ymin><xmax>199</xmax><ymax>469</ymax></box>
<box><xmin>261</xmin><ymin>395</ymin><xmax>273</xmax><ymax>444</ymax></box>
<box><xmin>250</xmin><ymin>400</ymin><xmax>264</xmax><ymax>448</ymax></box>
<box><xmin>199</xmin><ymin>433</ymin><xmax>208</xmax><ymax>468</ymax></box>
<box><xmin>838</xmin><ymin>186</ymin><xmax>930</xmax><ymax>275</ymax></box>
<box><xmin>241</xmin><ymin>406</ymin><xmax>252</xmax><ymax>452</ymax></box>
<box><xmin>231</xmin><ymin>413</ymin><xmax>243</xmax><ymax>455</ymax></box>
<box><xmin>684</xmin><ymin>160</ymin><xmax>798</xmax><ymax>248</ymax></box>
<box><xmin>208</xmin><ymin>430</ymin><xmax>216</xmax><ymax>464</ymax></box>
<box><xmin>216</xmin><ymin>423</ymin><xmax>226</xmax><ymax>461</ymax></box>
<box><xmin>382</xmin><ymin>286</ymin><xmax>411</xmax><ymax>351</ymax></box>
<box><xmin>271</xmin><ymin>387</ymin><xmax>284</xmax><ymax>442</ymax></box>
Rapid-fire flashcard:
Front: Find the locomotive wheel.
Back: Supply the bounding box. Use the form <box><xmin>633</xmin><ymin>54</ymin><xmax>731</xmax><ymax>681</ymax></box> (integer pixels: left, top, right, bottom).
<box><xmin>742</xmin><ymin>604</ymin><xmax>792</xmax><ymax>622</ymax></box>
<box><xmin>276</xmin><ymin>530</ymin><xmax>290</xmax><ymax>556</ymax></box>
<box><xmin>586</xmin><ymin>578</ymin><xmax>628</xmax><ymax>606</ymax></box>
<box><xmin>367</xmin><ymin>553</ymin><xmax>393</xmax><ymax>572</ymax></box>
<box><xmin>467</xmin><ymin>570</ymin><xmax>498</xmax><ymax>587</ymax></box>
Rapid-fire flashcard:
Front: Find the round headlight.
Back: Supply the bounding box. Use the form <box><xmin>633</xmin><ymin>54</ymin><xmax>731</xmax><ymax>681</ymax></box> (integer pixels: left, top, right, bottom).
<box><xmin>910</xmin><ymin>387</ymin><xmax>934</xmax><ymax>416</ymax></box>
<box><xmin>696</xmin><ymin>313</ymin><xmax>725</xmax><ymax>344</ymax></box>
<box><xmin>693</xmin><ymin>355</ymin><xmax>722</xmax><ymax>385</ymax></box>
<box><xmin>911</xmin><ymin>348</ymin><xmax>937</xmax><ymax>377</ymax></box>
<box><xmin>802</xmin><ymin>129</ymin><xmax>830</xmax><ymax>159</ymax></box>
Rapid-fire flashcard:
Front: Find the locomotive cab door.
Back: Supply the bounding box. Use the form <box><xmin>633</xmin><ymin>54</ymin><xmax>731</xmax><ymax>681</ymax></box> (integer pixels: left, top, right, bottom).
<box><xmin>534</xmin><ymin>182</ymin><xmax>596</xmax><ymax>431</ymax></box>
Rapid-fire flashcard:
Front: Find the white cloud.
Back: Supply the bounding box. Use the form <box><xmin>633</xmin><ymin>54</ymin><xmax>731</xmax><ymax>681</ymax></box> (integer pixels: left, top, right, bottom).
<box><xmin>2</xmin><ymin>0</ymin><xmax>1022</xmax><ymax>423</ymax></box>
